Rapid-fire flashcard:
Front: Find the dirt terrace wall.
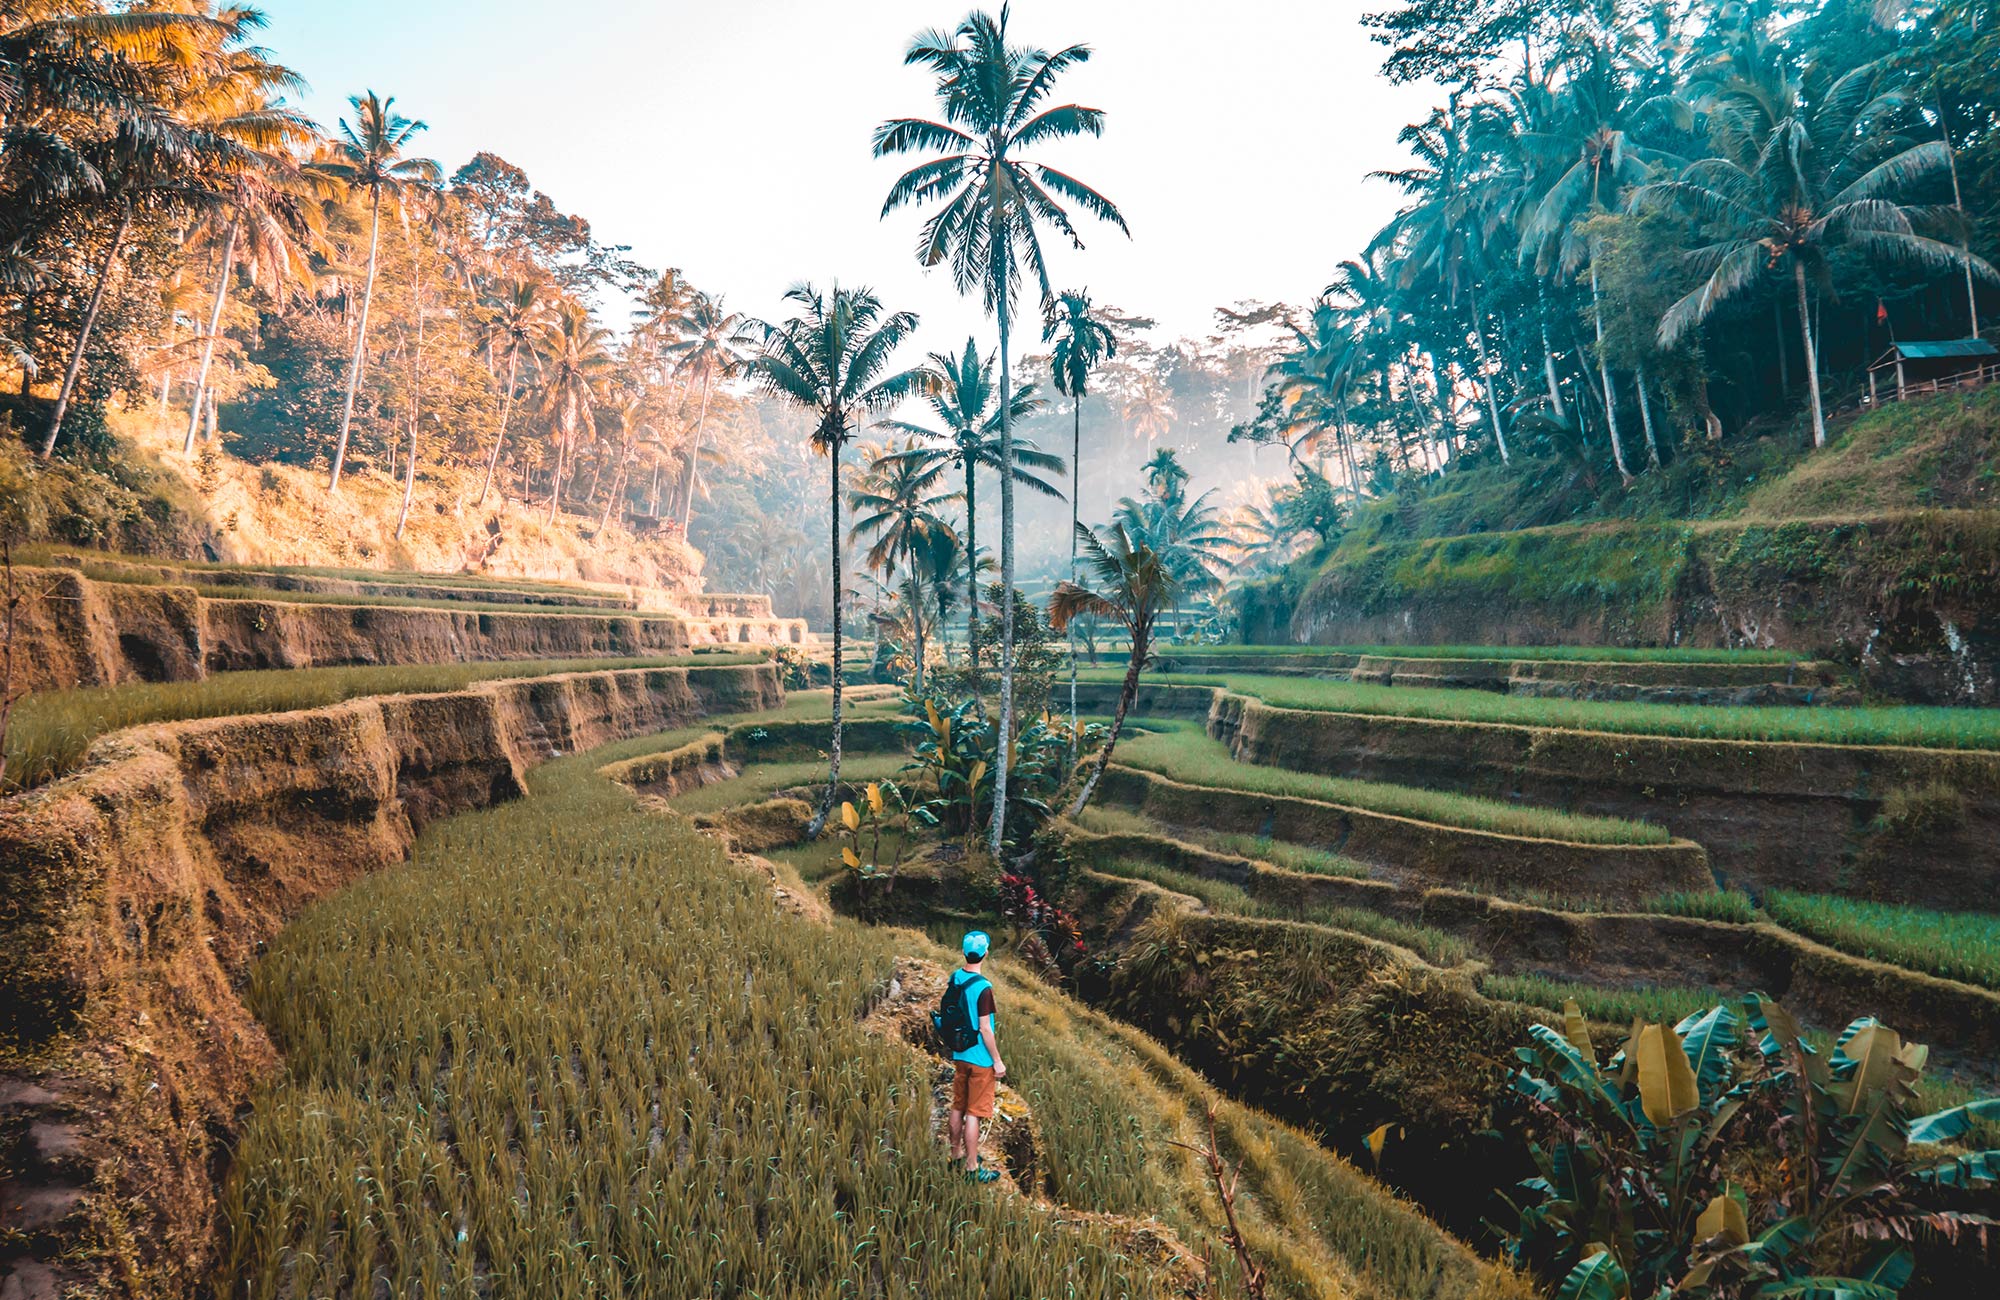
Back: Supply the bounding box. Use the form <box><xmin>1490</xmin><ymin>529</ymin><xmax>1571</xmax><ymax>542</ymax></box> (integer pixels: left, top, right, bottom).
<box><xmin>1270</xmin><ymin>512</ymin><xmax>2000</xmax><ymax>705</ymax></box>
<box><xmin>1201</xmin><ymin>690</ymin><xmax>2000</xmax><ymax>911</ymax></box>
<box><xmin>46</xmin><ymin>556</ymin><xmax>640</xmax><ymax>609</ymax></box>
<box><xmin>10</xmin><ymin>567</ymin><xmax>802</xmax><ymax>693</ymax></box>
<box><xmin>1064</xmin><ymin>825</ymin><xmax>2000</xmax><ymax>1072</ymax></box>
<box><xmin>0</xmin><ymin>662</ymin><xmax>782</xmax><ymax>1300</ymax></box>
<box><xmin>1092</xmin><ymin>763</ymin><xmax>1711</xmax><ymax>904</ymax></box>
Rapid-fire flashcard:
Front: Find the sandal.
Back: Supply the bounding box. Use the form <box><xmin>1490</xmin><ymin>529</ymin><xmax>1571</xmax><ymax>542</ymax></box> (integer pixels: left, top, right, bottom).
<box><xmin>964</xmin><ymin>1165</ymin><xmax>1001</xmax><ymax>1184</ymax></box>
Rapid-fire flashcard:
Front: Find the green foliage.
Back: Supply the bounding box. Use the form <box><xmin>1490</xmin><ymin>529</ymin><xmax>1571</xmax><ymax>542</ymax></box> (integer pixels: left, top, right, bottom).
<box><xmin>897</xmin><ymin>690</ymin><xmax>1101</xmax><ymax>849</ymax></box>
<box><xmin>1763</xmin><ymin>893</ymin><xmax>2000</xmax><ymax>991</ymax></box>
<box><xmin>1497</xmin><ymin>996</ymin><xmax>2000</xmax><ymax>1299</ymax></box>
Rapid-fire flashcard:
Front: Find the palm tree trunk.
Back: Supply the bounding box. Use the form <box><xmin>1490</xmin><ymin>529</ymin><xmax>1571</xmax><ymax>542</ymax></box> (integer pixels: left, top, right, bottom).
<box><xmin>1067</xmin><ymin>621</ymin><xmax>1145</xmax><ymax>817</ymax></box>
<box><xmin>329</xmin><ymin>187</ymin><xmax>383</xmax><ymax>491</ymax></box>
<box><xmin>1537</xmin><ymin>282</ymin><xmax>1567</xmax><ymax>420</ymax></box>
<box><xmin>1635</xmin><ymin>360</ymin><xmax>1663</xmax><ymax>470</ymax></box>
<box><xmin>990</xmin><ymin>291</ymin><xmax>1017</xmax><ymax>857</ymax></box>
<box><xmin>963</xmin><ymin>456</ymin><xmax>979</xmax><ymax>694</ymax></box>
<box><xmin>185</xmin><ymin>218</ymin><xmax>239</xmax><ymax>456</ymax></box>
<box><xmin>41</xmin><ymin>203</ymin><xmax>133</xmax><ymax>460</ymax></box>
<box><xmin>596</xmin><ymin>442</ymin><xmax>631</xmax><ymax>533</ymax></box>
<box><xmin>1469</xmin><ymin>294</ymin><xmax>1510</xmax><ymax>465</ymax></box>
<box><xmin>909</xmin><ymin>567</ymin><xmax>926</xmax><ymax>694</ymax></box>
<box><xmin>1068</xmin><ymin>390</ymin><xmax>1082</xmax><ymax>752</ymax></box>
<box><xmin>1589</xmin><ymin>263</ymin><xmax>1633</xmax><ymax>484</ymax></box>
<box><xmin>1774</xmin><ymin>299</ymin><xmax>1790</xmax><ymax>395</ymax></box>
<box><xmin>549</xmin><ymin>396</ymin><xmax>574</xmax><ymax>524</ymax></box>
<box><xmin>679</xmin><ymin>370</ymin><xmax>714</xmax><ymax>528</ymax></box>
<box><xmin>1795</xmin><ymin>259</ymin><xmax>1828</xmax><ymax>449</ymax></box>
<box><xmin>395</xmin><ymin>223</ymin><xmax>427</xmax><ymax>541</ymax></box>
<box><xmin>477</xmin><ymin>347</ymin><xmax>519</xmax><ymax>507</ymax></box>
<box><xmin>807</xmin><ymin>442</ymin><xmax>844</xmax><ymax>840</ymax></box>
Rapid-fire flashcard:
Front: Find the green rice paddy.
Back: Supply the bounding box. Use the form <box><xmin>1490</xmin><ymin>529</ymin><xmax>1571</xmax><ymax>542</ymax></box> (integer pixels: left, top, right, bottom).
<box><xmin>1109</xmin><ymin>722</ymin><xmax>1673</xmax><ymax>846</ymax></box>
<box><xmin>1084</xmin><ymin>670</ymin><xmax>2000</xmax><ymax>751</ymax></box>
<box><xmin>1763</xmin><ymin>892</ymin><xmax>2000</xmax><ymax>990</ymax></box>
<box><xmin>1162</xmin><ymin>643</ymin><xmax>1803</xmax><ymax>665</ymax></box>
<box><xmin>3</xmin><ymin>653</ymin><xmax>765</xmax><ymax>793</ymax></box>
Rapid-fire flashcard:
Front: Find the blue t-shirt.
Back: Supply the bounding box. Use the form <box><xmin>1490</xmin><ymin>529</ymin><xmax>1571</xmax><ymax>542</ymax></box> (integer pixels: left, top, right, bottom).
<box><xmin>948</xmin><ymin>969</ymin><xmax>996</xmax><ymax>1068</ymax></box>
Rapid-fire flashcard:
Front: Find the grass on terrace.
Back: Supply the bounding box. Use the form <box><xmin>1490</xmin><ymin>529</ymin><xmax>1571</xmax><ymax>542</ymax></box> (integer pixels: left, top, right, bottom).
<box><xmin>1074</xmin><ymin>804</ymin><xmax>1371</xmax><ymax>879</ymax></box>
<box><xmin>2</xmin><ymin>651</ymin><xmax>766</xmax><ymax>794</ymax></box>
<box><xmin>219</xmin><ymin>710</ymin><xmax>1520</xmax><ymax>1300</ymax></box>
<box><xmin>1763</xmin><ymin>892</ymin><xmax>2000</xmax><ymax>991</ymax></box>
<box><xmin>1108</xmin><ymin>722</ymin><xmax>1673</xmax><ymax>846</ymax></box>
<box><xmin>1082</xmin><ymin>670</ymin><xmax>2000</xmax><ymax>751</ymax></box>
<box><xmin>1160</xmin><ymin>643</ymin><xmax>1804</xmax><ymax>665</ymax></box>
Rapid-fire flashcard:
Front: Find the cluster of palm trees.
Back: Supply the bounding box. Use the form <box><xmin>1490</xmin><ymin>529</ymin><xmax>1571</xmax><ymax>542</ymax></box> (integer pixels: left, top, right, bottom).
<box><xmin>1248</xmin><ymin>0</ymin><xmax>1994</xmax><ymax>500</ymax></box>
<box><xmin>749</xmin><ymin>7</ymin><xmax>1131</xmax><ymax>851</ymax></box>
<box><xmin>3</xmin><ymin>2</ymin><xmax>755</xmax><ymax>543</ymax></box>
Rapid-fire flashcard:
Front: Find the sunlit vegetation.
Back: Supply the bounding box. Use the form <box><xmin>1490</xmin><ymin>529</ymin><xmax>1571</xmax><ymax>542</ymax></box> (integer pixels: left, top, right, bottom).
<box><xmin>1109</xmin><ymin>721</ymin><xmax>1673</xmax><ymax>845</ymax></box>
<box><xmin>1161</xmin><ymin>643</ymin><xmax>1804</xmax><ymax>665</ymax></box>
<box><xmin>1073</xmin><ymin>805</ymin><xmax>1371</xmax><ymax>880</ymax></box>
<box><xmin>1112</xmin><ymin>671</ymin><xmax>2000</xmax><ymax>751</ymax></box>
<box><xmin>4</xmin><ymin>653</ymin><xmax>761</xmax><ymax>793</ymax></box>
<box><xmin>1763</xmin><ymin>891</ymin><xmax>2000</xmax><ymax>990</ymax></box>
<box><xmin>1480</xmin><ymin>973</ymin><xmax>1727</xmax><ymax>1028</ymax></box>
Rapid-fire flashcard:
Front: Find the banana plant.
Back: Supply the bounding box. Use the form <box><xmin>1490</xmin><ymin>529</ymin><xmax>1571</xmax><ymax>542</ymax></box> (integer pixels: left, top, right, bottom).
<box><xmin>1496</xmin><ymin>994</ymin><xmax>2000</xmax><ymax>1299</ymax></box>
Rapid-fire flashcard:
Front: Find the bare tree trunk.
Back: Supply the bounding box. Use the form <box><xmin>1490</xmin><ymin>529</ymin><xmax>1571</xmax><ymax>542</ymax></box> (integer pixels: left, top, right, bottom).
<box><xmin>1068</xmin><ymin>389</ymin><xmax>1081</xmax><ymax>751</ymax></box>
<box><xmin>329</xmin><ymin>187</ymin><xmax>383</xmax><ymax>491</ymax></box>
<box><xmin>1469</xmin><ymin>294</ymin><xmax>1510</xmax><ymax>465</ymax></box>
<box><xmin>1635</xmin><ymin>359</ymin><xmax>1663</xmax><ymax>470</ymax></box>
<box><xmin>1536</xmin><ymin>282</ymin><xmax>1567</xmax><ymax>420</ymax></box>
<box><xmin>1795</xmin><ymin>259</ymin><xmax>1828</xmax><ymax>449</ymax></box>
<box><xmin>185</xmin><ymin>219</ymin><xmax>239</xmax><ymax>455</ymax></box>
<box><xmin>42</xmin><ymin>204</ymin><xmax>133</xmax><ymax>459</ymax></box>
<box><xmin>1774</xmin><ymin>299</ymin><xmax>1790</xmax><ymax>395</ymax></box>
<box><xmin>1068</xmin><ymin>622</ymin><xmax>1145</xmax><ymax>817</ymax></box>
<box><xmin>990</xmin><ymin>290</ymin><xmax>1017</xmax><ymax>857</ymax></box>
<box><xmin>963</xmin><ymin>455</ymin><xmax>980</xmax><ymax>696</ymax></box>
<box><xmin>395</xmin><ymin>222</ymin><xmax>427</xmax><ymax>540</ymax></box>
<box><xmin>1589</xmin><ymin>263</ymin><xmax>1633</xmax><ymax>484</ymax></box>
<box><xmin>477</xmin><ymin>347</ymin><xmax>519</xmax><ymax>507</ymax></box>
<box><xmin>806</xmin><ymin>441</ymin><xmax>844</xmax><ymax>840</ymax></box>
<box><xmin>678</xmin><ymin>369</ymin><xmax>715</xmax><ymax>528</ymax></box>
<box><xmin>596</xmin><ymin>441</ymin><xmax>631</xmax><ymax>533</ymax></box>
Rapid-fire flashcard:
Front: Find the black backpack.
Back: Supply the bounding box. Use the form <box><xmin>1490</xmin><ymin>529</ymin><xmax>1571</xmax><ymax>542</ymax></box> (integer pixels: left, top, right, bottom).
<box><xmin>933</xmin><ymin>973</ymin><xmax>988</xmax><ymax>1053</ymax></box>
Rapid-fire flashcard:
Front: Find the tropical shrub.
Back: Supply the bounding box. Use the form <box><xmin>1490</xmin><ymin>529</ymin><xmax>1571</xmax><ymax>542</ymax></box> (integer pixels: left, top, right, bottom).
<box><xmin>898</xmin><ymin>692</ymin><xmax>1101</xmax><ymax>850</ymax></box>
<box><xmin>1496</xmin><ymin>995</ymin><xmax>2000</xmax><ymax>1299</ymax></box>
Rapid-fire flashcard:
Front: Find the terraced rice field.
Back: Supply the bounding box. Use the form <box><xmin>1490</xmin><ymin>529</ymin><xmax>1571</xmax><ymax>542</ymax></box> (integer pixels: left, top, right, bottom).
<box><xmin>221</xmin><ymin>703</ymin><xmax>1523</xmax><ymax>1300</ymax></box>
<box><xmin>1110</xmin><ymin>721</ymin><xmax>1672</xmax><ymax>845</ymax></box>
<box><xmin>2</xmin><ymin>651</ymin><xmax>765</xmax><ymax>792</ymax></box>
<box><xmin>1090</xmin><ymin>670</ymin><xmax>2000</xmax><ymax>749</ymax></box>
<box><xmin>1762</xmin><ymin>892</ymin><xmax>2000</xmax><ymax>990</ymax></box>
<box><xmin>1161</xmin><ymin>643</ymin><xmax>1804</xmax><ymax>665</ymax></box>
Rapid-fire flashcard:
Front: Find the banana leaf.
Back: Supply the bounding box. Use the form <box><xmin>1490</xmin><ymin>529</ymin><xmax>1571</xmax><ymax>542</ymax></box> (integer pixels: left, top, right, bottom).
<box><xmin>1555</xmin><ymin>1250</ymin><xmax>1628</xmax><ymax>1300</ymax></box>
<box><xmin>1908</xmin><ymin>1097</ymin><xmax>2000</xmax><ymax>1144</ymax></box>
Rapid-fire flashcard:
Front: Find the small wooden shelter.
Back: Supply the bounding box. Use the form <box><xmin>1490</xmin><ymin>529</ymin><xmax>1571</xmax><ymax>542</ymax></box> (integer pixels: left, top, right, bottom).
<box><xmin>1867</xmin><ymin>339</ymin><xmax>2000</xmax><ymax>403</ymax></box>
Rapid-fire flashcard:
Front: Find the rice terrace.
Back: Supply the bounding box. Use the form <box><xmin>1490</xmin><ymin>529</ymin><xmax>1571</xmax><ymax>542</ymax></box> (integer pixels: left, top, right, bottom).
<box><xmin>7</xmin><ymin>2</ymin><xmax>2000</xmax><ymax>1298</ymax></box>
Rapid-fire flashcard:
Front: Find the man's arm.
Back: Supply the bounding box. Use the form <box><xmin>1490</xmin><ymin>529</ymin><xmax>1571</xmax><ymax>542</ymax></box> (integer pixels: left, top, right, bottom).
<box><xmin>979</xmin><ymin>1014</ymin><xmax>1005</xmax><ymax>1078</ymax></box>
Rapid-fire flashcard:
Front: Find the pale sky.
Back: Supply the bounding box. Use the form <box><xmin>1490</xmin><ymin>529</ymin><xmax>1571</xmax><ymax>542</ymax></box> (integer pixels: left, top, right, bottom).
<box><xmin>253</xmin><ymin>0</ymin><xmax>1435</xmax><ymax>346</ymax></box>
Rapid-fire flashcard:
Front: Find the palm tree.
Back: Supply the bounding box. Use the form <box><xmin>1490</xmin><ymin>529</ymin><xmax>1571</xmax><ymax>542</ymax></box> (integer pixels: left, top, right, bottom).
<box><xmin>880</xmin><ymin>337</ymin><xmax>1063</xmax><ymax>686</ymax></box>
<box><xmin>475</xmin><ymin>276</ymin><xmax>546</xmax><ymax>505</ymax></box>
<box><xmin>1043</xmin><ymin>287</ymin><xmax>1116</xmax><ymax>739</ymax></box>
<box><xmin>1121</xmin><ymin>378</ymin><xmax>1174</xmax><ymax>442</ymax></box>
<box><xmin>849</xmin><ymin>442</ymin><xmax>960</xmax><ymax>692</ymax></box>
<box><xmin>1048</xmin><ymin>522</ymin><xmax>1178</xmax><ymax>816</ymax></box>
<box><xmin>664</xmin><ymin>293</ymin><xmax>759</xmax><ymax>530</ymax></box>
<box><xmin>594</xmin><ymin>393</ymin><xmax>657</xmax><ymax>534</ymax></box>
<box><xmin>37</xmin><ymin>10</ymin><xmax>265</xmax><ymax>459</ymax></box>
<box><xmin>1635</xmin><ymin>63</ymin><xmax>1997</xmax><ymax>449</ymax></box>
<box><xmin>748</xmin><ymin>282</ymin><xmax>925</xmax><ymax>839</ymax></box>
<box><xmin>875</xmin><ymin>5</ymin><xmax>1128</xmax><ymax>856</ymax></box>
<box><xmin>313</xmin><ymin>91</ymin><xmax>440</xmax><ymax>491</ymax></box>
<box><xmin>534</xmin><ymin>299</ymin><xmax>615</xmax><ymax>522</ymax></box>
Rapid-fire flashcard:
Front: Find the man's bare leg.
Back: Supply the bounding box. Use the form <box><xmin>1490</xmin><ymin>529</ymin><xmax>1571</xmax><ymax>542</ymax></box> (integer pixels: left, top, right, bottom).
<box><xmin>962</xmin><ymin>1114</ymin><xmax>981</xmax><ymax>1171</ymax></box>
<box><xmin>947</xmin><ymin>1109</ymin><xmax>965</xmax><ymax>1162</ymax></box>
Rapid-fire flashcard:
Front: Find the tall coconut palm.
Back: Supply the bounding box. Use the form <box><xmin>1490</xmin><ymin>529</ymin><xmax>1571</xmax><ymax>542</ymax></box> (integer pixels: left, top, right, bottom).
<box><xmin>1048</xmin><ymin>521</ymin><xmax>1177</xmax><ymax>816</ymax></box>
<box><xmin>178</xmin><ymin>42</ymin><xmax>321</xmax><ymax>456</ymax></box>
<box><xmin>1043</xmin><ymin>287</ymin><xmax>1115</xmax><ymax>739</ymax></box>
<box><xmin>664</xmin><ymin>293</ymin><xmax>759</xmax><ymax>531</ymax></box>
<box><xmin>475</xmin><ymin>276</ymin><xmax>546</xmax><ymax>506</ymax></box>
<box><xmin>875</xmin><ymin>5</ymin><xmax>1128</xmax><ymax>855</ymax></box>
<box><xmin>1121</xmin><ymin>378</ymin><xmax>1174</xmax><ymax>443</ymax></box>
<box><xmin>1635</xmin><ymin>63</ymin><xmax>1997</xmax><ymax>449</ymax></box>
<box><xmin>534</xmin><ymin>299</ymin><xmax>615</xmax><ymax>522</ymax></box>
<box><xmin>849</xmin><ymin>442</ymin><xmax>960</xmax><ymax>692</ymax></box>
<box><xmin>879</xmin><ymin>337</ymin><xmax>1063</xmax><ymax>686</ymax></box>
<box><xmin>313</xmin><ymin>91</ymin><xmax>440</xmax><ymax>491</ymax></box>
<box><xmin>37</xmin><ymin>9</ymin><xmax>265</xmax><ymax>459</ymax></box>
<box><xmin>748</xmin><ymin>282</ymin><xmax>925</xmax><ymax>839</ymax></box>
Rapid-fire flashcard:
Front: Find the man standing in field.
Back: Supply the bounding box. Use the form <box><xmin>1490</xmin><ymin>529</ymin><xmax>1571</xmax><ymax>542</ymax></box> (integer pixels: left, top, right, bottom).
<box><xmin>942</xmin><ymin>930</ymin><xmax>1005</xmax><ymax>1183</ymax></box>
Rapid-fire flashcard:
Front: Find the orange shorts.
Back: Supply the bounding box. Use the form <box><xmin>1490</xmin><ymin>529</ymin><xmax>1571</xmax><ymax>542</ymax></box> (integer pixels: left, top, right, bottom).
<box><xmin>951</xmin><ymin>1061</ymin><xmax>996</xmax><ymax>1119</ymax></box>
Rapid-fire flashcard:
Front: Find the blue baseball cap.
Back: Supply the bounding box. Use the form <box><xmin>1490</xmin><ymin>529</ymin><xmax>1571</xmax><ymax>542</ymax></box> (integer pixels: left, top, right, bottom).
<box><xmin>962</xmin><ymin>930</ymin><xmax>991</xmax><ymax>959</ymax></box>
